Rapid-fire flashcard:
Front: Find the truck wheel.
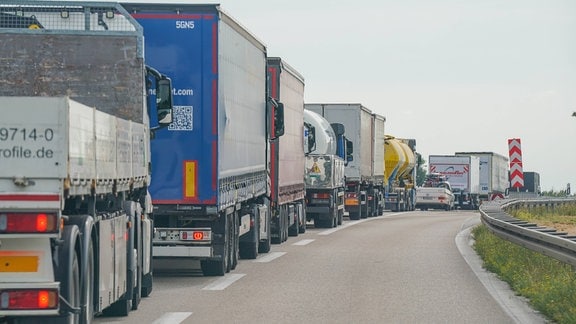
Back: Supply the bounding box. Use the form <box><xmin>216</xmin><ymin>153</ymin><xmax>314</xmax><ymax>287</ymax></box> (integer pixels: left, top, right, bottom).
<box><xmin>226</xmin><ymin>213</ymin><xmax>233</xmax><ymax>273</ymax></box>
<box><xmin>298</xmin><ymin>218</ymin><xmax>306</xmax><ymax>234</ymax></box>
<box><xmin>258</xmin><ymin>236</ymin><xmax>271</xmax><ymax>253</ymax></box>
<box><xmin>258</xmin><ymin>213</ymin><xmax>271</xmax><ymax>253</ymax></box>
<box><xmin>58</xmin><ymin>226</ymin><xmax>81</xmax><ymax>323</ymax></box>
<box><xmin>288</xmin><ymin>213</ymin><xmax>299</xmax><ymax>236</ymax></box>
<box><xmin>104</xmin><ymin>294</ymin><xmax>131</xmax><ymax>317</ymax></box>
<box><xmin>141</xmin><ymin>272</ymin><xmax>153</xmax><ymax>297</ymax></box>
<box><xmin>283</xmin><ymin>210</ymin><xmax>289</xmax><ymax>242</ymax></box>
<box><xmin>298</xmin><ymin>203</ymin><xmax>306</xmax><ymax>233</ymax></box>
<box><xmin>349</xmin><ymin>212</ymin><xmax>360</xmax><ymax>220</ymax></box>
<box><xmin>131</xmin><ymin>261</ymin><xmax>142</xmax><ymax>310</ymax></box>
<box><xmin>337</xmin><ymin>210</ymin><xmax>343</xmax><ymax>225</ymax></box>
<box><xmin>201</xmin><ymin>213</ymin><xmax>229</xmax><ymax>276</ymax></box>
<box><xmin>81</xmin><ymin>237</ymin><xmax>95</xmax><ymax>324</ymax></box>
<box><xmin>69</xmin><ymin>251</ymin><xmax>81</xmax><ymax>323</ymax></box>
<box><xmin>231</xmin><ymin>212</ymin><xmax>239</xmax><ymax>270</ymax></box>
<box><xmin>240</xmin><ymin>242</ymin><xmax>258</xmax><ymax>259</ymax></box>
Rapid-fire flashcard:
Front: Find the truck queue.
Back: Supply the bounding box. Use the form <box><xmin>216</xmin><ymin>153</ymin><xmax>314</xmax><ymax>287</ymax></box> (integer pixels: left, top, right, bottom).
<box><xmin>0</xmin><ymin>1</ymin><xmax>511</xmax><ymax>323</ymax></box>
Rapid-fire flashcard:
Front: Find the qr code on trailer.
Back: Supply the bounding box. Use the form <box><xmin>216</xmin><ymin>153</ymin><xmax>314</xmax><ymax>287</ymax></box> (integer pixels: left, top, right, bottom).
<box><xmin>168</xmin><ymin>106</ymin><xmax>193</xmax><ymax>131</ymax></box>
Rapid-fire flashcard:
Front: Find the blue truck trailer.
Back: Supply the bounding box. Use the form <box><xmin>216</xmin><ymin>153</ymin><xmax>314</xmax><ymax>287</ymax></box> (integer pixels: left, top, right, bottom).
<box><xmin>124</xmin><ymin>4</ymin><xmax>283</xmax><ymax>276</ymax></box>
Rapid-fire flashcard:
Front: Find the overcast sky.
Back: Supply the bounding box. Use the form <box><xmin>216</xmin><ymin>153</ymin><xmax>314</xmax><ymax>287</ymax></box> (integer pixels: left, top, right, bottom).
<box><xmin>118</xmin><ymin>0</ymin><xmax>575</xmax><ymax>191</ymax></box>
<box><xmin>214</xmin><ymin>0</ymin><xmax>575</xmax><ymax>192</ymax></box>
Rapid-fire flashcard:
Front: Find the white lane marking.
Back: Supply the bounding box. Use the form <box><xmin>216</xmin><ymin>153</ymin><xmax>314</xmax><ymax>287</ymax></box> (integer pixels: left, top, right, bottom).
<box><xmin>317</xmin><ymin>213</ymin><xmax>407</xmax><ymax>235</ymax></box>
<box><xmin>292</xmin><ymin>239</ymin><xmax>315</xmax><ymax>246</ymax></box>
<box><xmin>318</xmin><ymin>219</ymin><xmax>368</xmax><ymax>235</ymax></box>
<box><xmin>253</xmin><ymin>251</ymin><xmax>286</xmax><ymax>263</ymax></box>
<box><xmin>202</xmin><ymin>273</ymin><xmax>245</xmax><ymax>291</ymax></box>
<box><xmin>152</xmin><ymin>312</ymin><xmax>193</xmax><ymax>324</ymax></box>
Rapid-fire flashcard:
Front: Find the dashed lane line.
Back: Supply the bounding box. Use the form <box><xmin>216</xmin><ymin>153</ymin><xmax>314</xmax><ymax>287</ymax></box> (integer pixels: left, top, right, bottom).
<box><xmin>253</xmin><ymin>251</ymin><xmax>286</xmax><ymax>263</ymax></box>
<box><xmin>292</xmin><ymin>239</ymin><xmax>315</xmax><ymax>246</ymax></box>
<box><xmin>152</xmin><ymin>312</ymin><xmax>193</xmax><ymax>324</ymax></box>
<box><xmin>202</xmin><ymin>273</ymin><xmax>246</xmax><ymax>291</ymax></box>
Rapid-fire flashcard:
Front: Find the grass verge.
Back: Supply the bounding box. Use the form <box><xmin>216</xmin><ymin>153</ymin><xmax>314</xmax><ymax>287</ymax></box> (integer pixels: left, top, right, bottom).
<box><xmin>472</xmin><ymin>225</ymin><xmax>576</xmax><ymax>323</ymax></box>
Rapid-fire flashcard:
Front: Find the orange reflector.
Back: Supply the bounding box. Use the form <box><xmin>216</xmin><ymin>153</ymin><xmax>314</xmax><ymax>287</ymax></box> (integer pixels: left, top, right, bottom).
<box><xmin>0</xmin><ymin>256</ymin><xmax>39</xmax><ymax>272</ymax></box>
<box><xmin>184</xmin><ymin>161</ymin><xmax>197</xmax><ymax>198</ymax></box>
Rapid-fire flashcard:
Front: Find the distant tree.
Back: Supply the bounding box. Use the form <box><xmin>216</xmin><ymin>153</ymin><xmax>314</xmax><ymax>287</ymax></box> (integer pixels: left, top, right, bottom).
<box><xmin>541</xmin><ymin>189</ymin><xmax>572</xmax><ymax>197</ymax></box>
<box><xmin>416</xmin><ymin>153</ymin><xmax>427</xmax><ymax>186</ymax></box>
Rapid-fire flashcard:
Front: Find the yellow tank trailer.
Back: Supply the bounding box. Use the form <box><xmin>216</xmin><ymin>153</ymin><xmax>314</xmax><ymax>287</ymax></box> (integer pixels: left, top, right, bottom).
<box><xmin>384</xmin><ymin>136</ymin><xmax>417</xmax><ymax>211</ymax></box>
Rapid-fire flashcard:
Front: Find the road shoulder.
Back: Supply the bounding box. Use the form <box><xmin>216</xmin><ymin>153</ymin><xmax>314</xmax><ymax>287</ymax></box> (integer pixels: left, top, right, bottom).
<box><xmin>455</xmin><ymin>216</ymin><xmax>549</xmax><ymax>324</ymax></box>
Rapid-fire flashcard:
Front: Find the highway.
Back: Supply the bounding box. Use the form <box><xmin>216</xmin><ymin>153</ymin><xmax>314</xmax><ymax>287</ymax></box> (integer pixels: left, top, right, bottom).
<box><xmin>96</xmin><ymin>211</ymin><xmax>546</xmax><ymax>324</ymax></box>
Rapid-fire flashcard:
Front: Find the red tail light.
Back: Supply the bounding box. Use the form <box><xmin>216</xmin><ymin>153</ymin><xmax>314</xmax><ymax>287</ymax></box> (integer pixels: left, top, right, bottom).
<box><xmin>0</xmin><ymin>213</ymin><xmax>58</xmax><ymax>233</ymax></box>
<box><xmin>312</xmin><ymin>193</ymin><xmax>330</xmax><ymax>199</ymax></box>
<box><xmin>0</xmin><ymin>289</ymin><xmax>58</xmax><ymax>310</ymax></box>
<box><xmin>193</xmin><ymin>232</ymin><xmax>204</xmax><ymax>240</ymax></box>
<box><xmin>345</xmin><ymin>193</ymin><xmax>358</xmax><ymax>199</ymax></box>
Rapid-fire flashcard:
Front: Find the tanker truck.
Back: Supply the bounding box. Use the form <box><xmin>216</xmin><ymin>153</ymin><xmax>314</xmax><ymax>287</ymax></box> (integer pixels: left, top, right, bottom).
<box><xmin>305</xmin><ymin>104</ymin><xmax>385</xmax><ymax>220</ymax></box>
<box><xmin>303</xmin><ymin>110</ymin><xmax>350</xmax><ymax>228</ymax></box>
<box><xmin>0</xmin><ymin>1</ymin><xmax>173</xmax><ymax>322</ymax></box>
<box><xmin>124</xmin><ymin>3</ymin><xmax>284</xmax><ymax>275</ymax></box>
<box><xmin>384</xmin><ymin>136</ymin><xmax>417</xmax><ymax>212</ymax></box>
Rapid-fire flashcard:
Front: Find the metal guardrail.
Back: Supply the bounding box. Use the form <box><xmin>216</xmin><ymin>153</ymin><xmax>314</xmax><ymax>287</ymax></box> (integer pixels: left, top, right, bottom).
<box><xmin>479</xmin><ymin>198</ymin><xmax>576</xmax><ymax>268</ymax></box>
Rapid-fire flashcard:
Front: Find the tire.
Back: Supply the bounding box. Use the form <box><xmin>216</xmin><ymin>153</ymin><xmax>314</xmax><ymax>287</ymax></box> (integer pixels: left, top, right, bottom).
<box><xmin>201</xmin><ymin>213</ymin><xmax>229</xmax><ymax>276</ymax></box>
<box><xmin>239</xmin><ymin>242</ymin><xmax>258</xmax><ymax>259</ymax></box>
<box><xmin>337</xmin><ymin>210</ymin><xmax>343</xmax><ymax>225</ymax></box>
<box><xmin>131</xmin><ymin>261</ymin><xmax>142</xmax><ymax>310</ymax></box>
<box><xmin>53</xmin><ymin>226</ymin><xmax>81</xmax><ymax>324</ymax></box>
<box><xmin>226</xmin><ymin>213</ymin><xmax>233</xmax><ymax>273</ymax></box>
<box><xmin>271</xmin><ymin>213</ymin><xmax>282</xmax><ymax>245</ymax></box>
<box><xmin>349</xmin><ymin>212</ymin><xmax>360</xmax><ymax>220</ymax></box>
<box><xmin>298</xmin><ymin>203</ymin><xmax>306</xmax><ymax>233</ymax></box>
<box><xmin>258</xmin><ymin>213</ymin><xmax>271</xmax><ymax>253</ymax></box>
<box><xmin>141</xmin><ymin>272</ymin><xmax>153</xmax><ymax>297</ymax></box>
<box><xmin>230</xmin><ymin>212</ymin><xmax>239</xmax><ymax>270</ymax></box>
<box><xmin>104</xmin><ymin>294</ymin><xmax>131</xmax><ymax>317</ymax></box>
<box><xmin>288</xmin><ymin>215</ymin><xmax>299</xmax><ymax>236</ymax></box>
<box><xmin>81</xmin><ymin>237</ymin><xmax>94</xmax><ymax>324</ymax></box>
<box><xmin>69</xmin><ymin>251</ymin><xmax>81</xmax><ymax>324</ymax></box>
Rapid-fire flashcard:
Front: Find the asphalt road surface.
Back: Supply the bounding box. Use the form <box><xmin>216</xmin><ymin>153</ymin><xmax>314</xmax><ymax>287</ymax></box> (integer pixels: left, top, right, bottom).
<box><xmin>96</xmin><ymin>210</ymin><xmax>547</xmax><ymax>324</ymax></box>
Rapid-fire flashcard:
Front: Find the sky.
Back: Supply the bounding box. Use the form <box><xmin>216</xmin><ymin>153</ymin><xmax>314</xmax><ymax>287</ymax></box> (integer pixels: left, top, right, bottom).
<box><xmin>116</xmin><ymin>0</ymin><xmax>575</xmax><ymax>191</ymax></box>
<box><xmin>215</xmin><ymin>0</ymin><xmax>576</xmax><ymax>192</ymax></box>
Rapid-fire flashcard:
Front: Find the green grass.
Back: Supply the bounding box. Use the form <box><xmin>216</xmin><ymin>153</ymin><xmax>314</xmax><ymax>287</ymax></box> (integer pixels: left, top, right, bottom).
<box><xmin>472</xmin><ymin>225</ymin><xmax>576</xmax><ymax>323</ymax></box>
<box><xmin>509</xmin><ymin>205</ymin><xmax>576</xmax><ymax>227</ymax></box>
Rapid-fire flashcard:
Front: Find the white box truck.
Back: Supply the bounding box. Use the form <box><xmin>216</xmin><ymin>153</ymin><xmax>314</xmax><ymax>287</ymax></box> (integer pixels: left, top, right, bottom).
<box><xmin>428</xmin><ymin>155</ymin><xmax>480</xmax><ymax>210</ymax></box>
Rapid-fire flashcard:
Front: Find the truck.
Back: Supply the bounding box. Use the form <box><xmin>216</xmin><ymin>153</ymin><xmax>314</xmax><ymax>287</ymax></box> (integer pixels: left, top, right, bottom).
<box><xmin>428</xmin><ymin>155</ymin><xmax>481</xmax><ymax>210</ymax></box>
<box><xmin>384</xmin><ymin>136</ymin><xmax>417</xmax><ymax>211</ymax></box>
<box><xmin>267</xmin><ymin>57</ymin><xmax>307</xmax><ymax>241</ymax></box>
<box><xmin>415</xmin><ymin>173</ymin><xmax>455</xmax><ymax>211</ymax></box>
<box><xmin>303</xmin><ymin>110</ymin><xmax>349</xmax><ymax>228</ymax></box>
<box><xmin>305</xmin><ymin>104</ymin><xmax>385</xmax><ymax>220</ymax></box>
<box><xmin>455</xmin><ymin>152</ymin><xmax>509</xmax><ymax>201</ymax></box>
<box><xmin>0</xmin><ymin>1</ymin><xmax>173</xmax><ymax>322</ymax></box>
<box><xmin>124</xmin><ymin>3</ymin><xmax>283</xmax><ymax>275</ymax></box>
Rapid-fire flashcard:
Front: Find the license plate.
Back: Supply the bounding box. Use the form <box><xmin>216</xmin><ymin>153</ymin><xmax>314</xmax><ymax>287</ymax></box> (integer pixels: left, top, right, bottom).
<box><xmin>0</xmin><ymin>256</ymin><xmax>39</xmax><ymax>272</ymax></box>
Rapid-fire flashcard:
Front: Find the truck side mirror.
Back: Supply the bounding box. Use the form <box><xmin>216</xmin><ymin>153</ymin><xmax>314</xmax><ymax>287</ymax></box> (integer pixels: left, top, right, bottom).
<box><xmin>269</xmin><ymin>99</ymin><xmax>284</xmax><ymax>139</ymax></box>
<box><xmin>330</xmin><ymin>123</ymin><xmax>345</xmax><ymax>136</ymax></box>
<box><xmin>345</xmin><ymin>138</ymin><xmax>353</xmax><ymax>163</ymax></box>
<box><xmin>156</xmin><ymin>77</ymin><xmax>173</xmax><ymax>125</ymax></box>
<box><xmin>306</xmin><ymin>124</ymin><xmax>316</xmax><ymax>154</ymax></box>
